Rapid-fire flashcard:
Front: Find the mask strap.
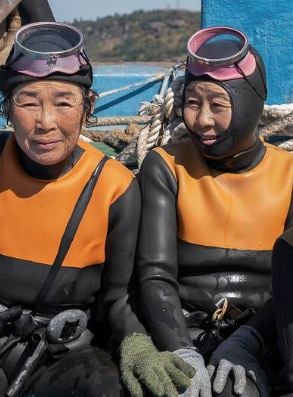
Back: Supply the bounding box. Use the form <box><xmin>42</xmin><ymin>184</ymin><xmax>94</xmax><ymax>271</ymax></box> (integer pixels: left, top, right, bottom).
<box><xmin>234</xmin><ymin>61</ymin><xmax>267</xmax><ymax>101</ymax></box>
<box><xmin>5</xmin><ymin>49</ymin><xmax>22</xmax><ymax>68</ymax></box>
<box><xmin>255</xmin><ymin>59</ymin><xmax>268</xmax><ymax>100</ymax></box>
<box><xmin>78</xmin><ymin>50</ymin><xmax>90</xmax><ymax>65</ymax></box>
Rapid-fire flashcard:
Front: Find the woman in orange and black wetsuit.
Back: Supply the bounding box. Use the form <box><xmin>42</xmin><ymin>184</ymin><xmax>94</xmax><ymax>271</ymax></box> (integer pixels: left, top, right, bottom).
<box><xmin>137</xmin><ymin>27</ymin><xmax>293</xmax><ymax>397</ymax></box>
<box><xmin>0</xmin><ymin>22</ymin><xmax>148</xmax><ymax>397</ymax></box>
<box><xmin>0</xmin><ymin>19</ymin><xmax>203</xmax><ymax>397</ymax></box>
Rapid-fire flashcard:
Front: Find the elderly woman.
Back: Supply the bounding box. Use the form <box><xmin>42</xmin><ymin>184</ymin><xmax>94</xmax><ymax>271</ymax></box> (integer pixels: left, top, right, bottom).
<box><xmin>0</xmin><ymin>21</ymin><xmax>201</xmax><ymax>397</ymax></box>
<box><xmin>0</xmin><ymin>21</ymin><xmax>150</xmax><ymax>397</ymax></box>
<box><xmin>136</xmin><ymin>27</ymin><xmax>293</xmax><ymax>397</ymax></box>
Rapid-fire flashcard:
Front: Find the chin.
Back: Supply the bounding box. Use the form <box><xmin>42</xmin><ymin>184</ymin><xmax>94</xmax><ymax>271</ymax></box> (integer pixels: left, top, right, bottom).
<box><xmin>32</xmin><ymin>154</ymin><xmax>66</xmax><ymax>166</ymax></box>
<box><xmin>192</xmin><ymin>136</ymin><xmax>232</xmax><ymax>160</ymax></box>
<box><xmin>200</xmin><ymin>148</ymin><xmax>232</xmax><ymax>160</ymax></box>
<box><xmin>198</xmin><ymin>134</ymin><xmax>242</xmax><ymax>160</ymax></box>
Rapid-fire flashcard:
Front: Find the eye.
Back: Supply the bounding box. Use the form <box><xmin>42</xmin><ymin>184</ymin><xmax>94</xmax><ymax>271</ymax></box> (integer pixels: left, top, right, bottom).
<box><xmin>211</xmin><ymin>102</ymin><xmax>230</xmax><ymax>110</ymax></box>
<box><xmin>19</xmin><ymin>102</ymin><xmax>39</xmax><ymax>109</ymax></box>
<box><xmin>55</xmin><ymin>101</ymin><xmax>73</xmax><ymax>108</ymax></box>
<box><xmin>186</xmin><ymin>98</ymin><xmax>200</xmax><ymax>108</ymax></box>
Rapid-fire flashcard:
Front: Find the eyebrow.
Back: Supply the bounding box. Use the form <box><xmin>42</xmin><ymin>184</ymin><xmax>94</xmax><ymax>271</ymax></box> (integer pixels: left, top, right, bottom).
<box><xmin>186</xmin><ymin>88</ymin><xmax>229</xmax><ymax>100</ymax></box>
<box><xmin>53</xmin><ymin>91</ymin><xmax>78</xmax><ymax>97</ymax></box>
<box><xmin>15</xmin><ymin>90</ymin><xmax>78</xmax><ymax>97</ymax></box>
<box><xmin>209</xmin><ymin>92</ymin><xmax>230</xmax><ymax>99</ymax></box>
<box><xmin>15</xmin><ymin>90</ymin><xmax>39</xmax><ymax>97</ymax></box>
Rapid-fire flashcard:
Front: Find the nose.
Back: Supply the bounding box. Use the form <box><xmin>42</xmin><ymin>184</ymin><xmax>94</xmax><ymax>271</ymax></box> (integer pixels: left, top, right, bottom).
<box><xmin>35</xmin><ymin>104</ymin><xmax>57</xmax><ymax>132</ymax></box>
<box><xmin>196</xmin><ymin>104</ymin><xmax>215</xmax><ymax>131</ymax></box>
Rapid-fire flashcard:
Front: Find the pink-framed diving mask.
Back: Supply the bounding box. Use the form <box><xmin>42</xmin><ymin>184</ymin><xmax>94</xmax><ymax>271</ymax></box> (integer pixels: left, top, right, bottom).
<box><xmin>186</xmin><ymin>26</ymin><xmax>256</xmax><ymax>81</ymax></box>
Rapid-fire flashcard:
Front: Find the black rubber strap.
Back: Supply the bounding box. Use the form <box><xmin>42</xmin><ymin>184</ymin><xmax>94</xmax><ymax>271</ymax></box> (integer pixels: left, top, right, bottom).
<box><xmin>32</xmin><ymin>155</ymin><xmax>108</xmax><ymax>313</ymax></box>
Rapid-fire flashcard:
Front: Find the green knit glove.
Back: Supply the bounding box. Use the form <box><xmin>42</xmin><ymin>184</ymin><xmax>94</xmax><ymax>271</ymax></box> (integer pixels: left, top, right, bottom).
<box><xmin>120</xmin><ymin>333</ymin><xmax>195</xmax><ymax>397</ymax></box>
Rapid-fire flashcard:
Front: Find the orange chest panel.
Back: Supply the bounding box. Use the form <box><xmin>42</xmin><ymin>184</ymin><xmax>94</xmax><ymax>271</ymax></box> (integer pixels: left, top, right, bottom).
<box><xmin>156</xmin><ymin>143</ymin><xmax>293</xmax><ymax>250</ymax></box>
<box><xmin>0</xmin><ymin>138</ymin><xmax>133</xmax><ymax>268</ymax></box>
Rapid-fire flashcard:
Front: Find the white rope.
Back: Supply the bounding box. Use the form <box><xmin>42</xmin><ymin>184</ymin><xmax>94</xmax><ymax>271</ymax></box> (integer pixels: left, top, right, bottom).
<box><xmin>137</xmin><ymin>67</ymin><xmax>179</xmax><ymax>164</ymax></box>
<box><xmin>160</xmin><ymin>113</ymin><xmax>174</xmax><ymax>145</ymax></box>
<box><xmin>163</xmin><ymin>75</ymin><xmax>186</xmax><ymax>125</ymax></box>
<box><xmin>80</xmin><ymin>134</ymin><xmax>93</xmax><ymax>143</ymax></box>
<box><xmin>137</xmin><ymin>125</ymin><xmax>150</xmax><ymax>167</ymax></box>
<box><xmin>164</xmin><ymin>87</ymin><xmax>175</xmax><ymax>122</ymax></box>
<box><xmin>90</xmin><ymin>115</ymin><xmax>151</xmax><ymax>127</ymax></box>
<box><xmin>277</xmin><ymin>139</ymin><xmax>293</xmax><ymax>151</ymax></box>
<box><xmin>169</xmin><ymin>120</ymin><xmax>189</xmax><ymax>143</ymax></box>
<box><xmin>260</xmin><ymin>105</ymin><xmax>293</xmax><ymax>137</ymax></box>
<box><xmin>171</xmin><ymin>76</ymin><xmax>185</xmax><ymax>118</ymax></box>
<box><xmin>146</xmin><ymin>95</ymin><xmax>165</xmax><ymax>150</ymax></box>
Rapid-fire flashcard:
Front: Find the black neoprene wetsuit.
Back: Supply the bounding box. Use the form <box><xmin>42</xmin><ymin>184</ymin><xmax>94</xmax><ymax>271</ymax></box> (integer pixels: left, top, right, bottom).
<box><xmin>137</xmin><ymin>139</ymin><xmax>293</xmax><ymax>352</ymax></box>
<box><xmin>0</xmin><ymin>135</ymin><xmax>144</xmax><ymax>396</ymax></box>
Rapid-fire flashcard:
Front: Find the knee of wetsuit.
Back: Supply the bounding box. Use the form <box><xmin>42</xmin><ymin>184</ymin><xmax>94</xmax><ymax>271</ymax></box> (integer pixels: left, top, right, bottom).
<box><xmin>0</xmin><ymin>369</ymin><xmax>8</xmax><ymax>396</ymax></box>
<box><xmin>213</xmin><ymin>376</ymin><xmax>260</xmax><ymax>397</ymax></box>
<box><xmin>26</xmin><ymin>346</ymin><xmax>124</xmax><ymax>397</ymax></box>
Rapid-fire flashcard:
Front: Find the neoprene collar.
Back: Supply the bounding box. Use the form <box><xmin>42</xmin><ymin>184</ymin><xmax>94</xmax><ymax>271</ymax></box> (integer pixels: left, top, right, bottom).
<box><xmin>205</xmin><ymin>138</ymin><xmax>266</xmax><ymax>173</ymax></box>
<box><xmin>16</xmin><ymin>142</ymin><xmax>84</xmax><ymax>180</ymax></box>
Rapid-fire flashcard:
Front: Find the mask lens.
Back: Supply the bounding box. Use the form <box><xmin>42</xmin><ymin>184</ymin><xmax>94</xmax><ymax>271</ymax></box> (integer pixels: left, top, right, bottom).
<box><xmin>15</xmin><ymin>22</ymin><xmax>83</xmax><ymax>58</ymax></box>
<box><xmin>187</xmin><ymin>27</ymin><xmax>249</xmax><ymax>67</ymax></box>
<box><xmin>196</xmin><ymin>34</ymin><xmax>244</xmax><ymax>62</ymax></box>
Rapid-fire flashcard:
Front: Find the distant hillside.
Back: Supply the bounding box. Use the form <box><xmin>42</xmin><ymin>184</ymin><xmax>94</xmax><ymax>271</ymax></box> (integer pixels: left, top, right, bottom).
<box><xmin>73</xmin><ymin>9</ymin><xmax>201</xmax><ymax>62</ymax></box>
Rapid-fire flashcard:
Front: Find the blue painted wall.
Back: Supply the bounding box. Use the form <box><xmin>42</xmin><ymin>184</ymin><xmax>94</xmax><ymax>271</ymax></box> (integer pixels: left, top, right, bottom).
<box><xmin>201</xmin><ymin>0</ymin><xmax>293</xmax><ymax>105</ymax></box>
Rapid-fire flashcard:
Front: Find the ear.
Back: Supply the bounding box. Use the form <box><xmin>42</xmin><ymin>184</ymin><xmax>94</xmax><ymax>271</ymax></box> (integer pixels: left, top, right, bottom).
<box><xmin>89</xmin><ymin>90</ymin><xmax>97</xmax><ymax>114</ymax></box>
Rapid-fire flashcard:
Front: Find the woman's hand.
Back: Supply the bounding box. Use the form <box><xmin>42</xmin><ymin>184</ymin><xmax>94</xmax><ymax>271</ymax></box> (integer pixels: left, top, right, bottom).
<box><xmin>174</xmin><ymin>348</ymin><xmax>212</xmax><ymax>397</ymax></box>
<box><xmin>206</xmin><ymin>325</ymin><xmax>267</xmax><ymax>396</ymax></box>
<box><xmin>120</xmin><ymin>333</ymin><xmax>195</xmax><ymax>397</ymax></box>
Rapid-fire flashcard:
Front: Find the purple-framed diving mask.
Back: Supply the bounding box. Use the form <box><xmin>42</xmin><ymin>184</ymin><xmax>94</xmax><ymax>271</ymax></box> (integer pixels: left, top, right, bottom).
<box><xmin>7</xmin><ymin>22</ymin><xmax>89</xmax><ymax>77</ymax></box>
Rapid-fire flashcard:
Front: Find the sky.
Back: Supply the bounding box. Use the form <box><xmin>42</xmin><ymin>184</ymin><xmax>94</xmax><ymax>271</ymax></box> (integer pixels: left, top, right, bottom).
<box><xmin>48</xmin><ymin>0</ymin><xmax>201</xmax><ymax>22</ymax></box>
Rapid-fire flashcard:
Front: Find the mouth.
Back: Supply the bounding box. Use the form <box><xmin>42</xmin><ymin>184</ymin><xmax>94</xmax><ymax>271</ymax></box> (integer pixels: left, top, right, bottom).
<box><xmin>32</xmin><ymin>139</ymin><xmax>62</xmax><ymax>150</ymax></box>
<box><xmin>196</xmin><ymin>134</ymin><xmax>220</xmax><ymax>146</ymax></box>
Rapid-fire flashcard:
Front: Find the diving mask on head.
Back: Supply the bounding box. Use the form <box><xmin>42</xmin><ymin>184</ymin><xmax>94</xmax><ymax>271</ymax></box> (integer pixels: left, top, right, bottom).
<box><xmin>0</xmin><ymin>22</ymin><xmax>93</xmax><ymax>92</ymax></box>
<box><xmin>187</xmin><ymin>26</ymin><xmax>257</xmax><ymax>82</ymax></box>
<box><xmin>7</xmin><ymin>22</ymin><xmax>88</xmax><ymax>77</ymax></box>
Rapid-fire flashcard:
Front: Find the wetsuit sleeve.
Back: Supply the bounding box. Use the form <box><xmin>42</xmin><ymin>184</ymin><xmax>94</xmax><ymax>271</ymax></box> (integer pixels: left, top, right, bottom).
<box><xmin>285</xmin><ymin>192</ymin><xmax>293</xmax><ymax>229</ymax></box>
<box><xmin>247</xmin><ymin>298</ymin><xmax>276</xmax><ymax>345</ymax></box>
<box><xmin>101</xmin><ymin>178</ymin><xmax>146</xmax><ymax>342</ymax></box>
<box><xmin>137</xmin><ymin>150</ymin><xmax>193</xmax><ymax>351</ymax></box>
<box><xmin>247</xmin><ymin>192</ymin><xmax>293</xmax><ymax>344</ymax></box>
<box><xmin>18</xmin><ymin>0</ymin><xmax>55</xmax><ymax>23</ymax></box>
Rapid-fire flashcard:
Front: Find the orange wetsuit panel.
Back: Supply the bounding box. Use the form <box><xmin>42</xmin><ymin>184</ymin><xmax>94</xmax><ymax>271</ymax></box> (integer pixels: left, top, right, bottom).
<box><xmin>0</xmin><ymin>137</ymin><xmax>134</xmax><ymax>267</ymax></box>
<box><xmin>155</xmin><ymin>142</ymin><xmax>293</xmax><ymax>250</ymax></box>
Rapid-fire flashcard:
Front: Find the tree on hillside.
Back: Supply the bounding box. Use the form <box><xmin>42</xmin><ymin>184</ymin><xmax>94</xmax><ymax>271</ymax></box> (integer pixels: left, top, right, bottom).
<box><xmin>73</xmin><ymin>9</ymin><xmax>201</xmax><ymax>62</ymax></box>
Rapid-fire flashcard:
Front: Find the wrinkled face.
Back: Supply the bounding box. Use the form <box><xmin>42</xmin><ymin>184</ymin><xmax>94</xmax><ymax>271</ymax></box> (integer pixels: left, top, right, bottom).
<box><xmin>183</xmin><ymin>81</ymin><xmax>232</xmax><ymax>157</ymax></box>
<box><xmin>10</xmin><ymin>81</ymin><xmax>85</xmax><ymax>166</ymax></box>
